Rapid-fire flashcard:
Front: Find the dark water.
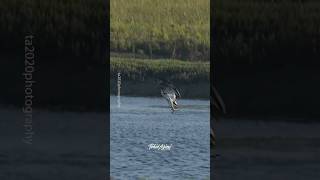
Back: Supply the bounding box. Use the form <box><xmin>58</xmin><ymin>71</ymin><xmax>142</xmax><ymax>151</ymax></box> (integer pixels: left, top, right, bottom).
<box><xmin>110</xmin><ymin>96</ymin><xmax>210</xmax><ymax>180</ymax></box>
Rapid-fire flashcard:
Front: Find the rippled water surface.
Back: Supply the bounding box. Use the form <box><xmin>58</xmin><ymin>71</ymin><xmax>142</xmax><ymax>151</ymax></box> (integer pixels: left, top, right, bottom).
<box><xmin>110</xmin><ymin>96</ymin><xmax>210</xmax><ymax>179</ymax></box>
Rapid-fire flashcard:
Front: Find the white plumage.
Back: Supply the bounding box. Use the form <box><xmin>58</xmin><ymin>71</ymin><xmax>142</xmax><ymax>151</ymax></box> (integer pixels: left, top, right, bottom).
<box><xmin>161</xmin><ymin>87</ymin><xmax>178</xmax><ymax>112</ymax></box>
<box><xmin>158</xmin><ymin>80</ymin><xmax>180</xmax><ymax>112</ymax></box>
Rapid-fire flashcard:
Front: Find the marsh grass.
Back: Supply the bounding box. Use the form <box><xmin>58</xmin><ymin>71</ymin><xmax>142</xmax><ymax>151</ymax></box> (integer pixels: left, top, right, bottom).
<box><xmin>111</xmin><ymin>0</ymin><xmax>210</xmax><ymax>61</ymax></box>
<box><xmin>110</xmin><ymin>57</ymin><xmax>210</xmax><ymax>82</ymax></box>
<box><xmin>0</xmin><ymin>0</ymin><xmax>105</xmax><ymax>61</ymax></box>
<box><xmin>214</xmin><ymin>0</ymin><xmax>320</xmax><ymax>63</ymax></box>
<box><xmin>3</xmin><ymin>0</ymin><xmax>316</xmax><ymax>64</ymax></box>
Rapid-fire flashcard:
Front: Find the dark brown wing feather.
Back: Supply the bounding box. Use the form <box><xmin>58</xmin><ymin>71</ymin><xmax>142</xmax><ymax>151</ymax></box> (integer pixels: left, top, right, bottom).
<box><xmin>211</xmin><ymin>86</ymin><xmax>226</xmax><ymax>147</ymax></box>
<box><xmin>213</xmin><ymin>87</ymin><xmax>226</xmax><ymax>115</ymax></box>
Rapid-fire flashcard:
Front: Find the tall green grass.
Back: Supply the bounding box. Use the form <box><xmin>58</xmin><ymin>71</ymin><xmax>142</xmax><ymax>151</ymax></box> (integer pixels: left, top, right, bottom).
<box><xmin>3</xmin><ymin>0</ymin><xmax>316</xmax><ymax>64</ymax></box>
<box><xmin>111</xmin><ymin>0</ymin><xmax>210</xmax><ymax>61</ymax></box>
<box><xmin>214</xmin><ymin>0</ymin><xmax>320</xmax><ymax>63</ymax></box>
<box><xmin>110</xmin><ymin>58</ymin><xmax>210</xmax><ymax>82</ymax></box>
<box><xmin>0</xmin><ymin>0</ymin><xmax>105</xmax><ymax>61</ymax></box>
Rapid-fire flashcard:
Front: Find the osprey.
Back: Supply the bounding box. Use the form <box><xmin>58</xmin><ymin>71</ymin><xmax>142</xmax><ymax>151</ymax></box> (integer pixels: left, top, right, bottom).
<box><xmin>157</xmin><ymin>79</ymin><xmax>226</xmax><ymax>148</ymax></box>
<box><xmin>158</xmin><ymin>79</ymin><xmax>181</xmax><ymax>112</ymax></box>
<box><xmin>211</xmin><ymin>86</ymin><xmax>226</xmax><ymax>147</ymax></box>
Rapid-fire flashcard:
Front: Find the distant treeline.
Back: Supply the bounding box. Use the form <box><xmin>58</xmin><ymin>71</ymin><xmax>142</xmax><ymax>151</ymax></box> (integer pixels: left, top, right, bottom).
<box><xmin>214</xmin><ymin>0</ymin><xmax>320</xmax><ymax>64</ymax></box>
<box><xmin>0</xmin><ymin>0</ymin><xmax>106</xmax><ymax>62</ymax></box>
<box><xmin>111</xmin><ymin>0</ymin><xmax>210</xmax><ymax>61</ymax></box>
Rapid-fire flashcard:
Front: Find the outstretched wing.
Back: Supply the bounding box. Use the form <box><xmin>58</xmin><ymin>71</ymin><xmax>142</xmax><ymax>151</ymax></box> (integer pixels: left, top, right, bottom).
<box><xmin>173</xmin><ymin>87</ymin><xmax>181</xmax><ymax>98</ymax></box>
<box><xmin>159</xmin><ymin>79</ymin><xmax>181</xmax><ymax>99</ymax></box>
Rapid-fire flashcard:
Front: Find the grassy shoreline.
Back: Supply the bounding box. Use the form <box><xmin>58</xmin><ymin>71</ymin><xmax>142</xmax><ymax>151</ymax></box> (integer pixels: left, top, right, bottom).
<box><xmin>110</xmin><ymin>57</ymin><xmax>209</xmax><ymax>81</ymax></box>
<box><xmin>110</xmin><ymin>57</ymin><xmax>210</xmax><ymax>99</ymax></box>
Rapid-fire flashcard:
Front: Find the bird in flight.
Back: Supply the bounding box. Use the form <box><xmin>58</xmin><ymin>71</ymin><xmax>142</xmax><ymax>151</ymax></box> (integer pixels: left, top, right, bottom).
<box><xmin>158</xmin><ymin>79</ymin><xmax>181</xmax><ymax>112</ymax></box>
<box><xmin>156</xmin><ymin>79</ymin><xmax>226</xmax><ymax>149</ymax></box>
